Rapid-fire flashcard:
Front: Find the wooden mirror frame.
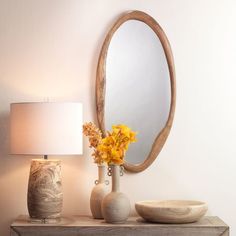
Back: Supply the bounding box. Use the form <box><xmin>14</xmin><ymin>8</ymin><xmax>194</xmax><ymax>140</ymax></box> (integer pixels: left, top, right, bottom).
<box><xmin>96</xmin><ymin>10</ymin><xmax>176</xmax><ymax>172</ymax></box>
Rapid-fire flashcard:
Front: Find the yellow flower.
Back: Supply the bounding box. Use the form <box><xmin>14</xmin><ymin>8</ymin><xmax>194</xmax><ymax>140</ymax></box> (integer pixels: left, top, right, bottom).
<box><xmin>83</xmin><ymin>122</ymin><xmax>104</xmax><ymax>164</ymax></box>
<box><xmin>97</xmin><ymin>124</ymin><xmax>137</xmax><ymax>165</ymax></box>
<box><xmin>83</xmin><ymin>122</ymin><xmax>137</xmax><ymax>165</ymax></box>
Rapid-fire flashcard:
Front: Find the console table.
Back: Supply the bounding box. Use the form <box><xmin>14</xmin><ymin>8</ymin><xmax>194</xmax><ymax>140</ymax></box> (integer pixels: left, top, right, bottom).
<box><xmin>10</xmin><ymin>215</ymin><xmax>229</xmax><ymax>236</ymax></box>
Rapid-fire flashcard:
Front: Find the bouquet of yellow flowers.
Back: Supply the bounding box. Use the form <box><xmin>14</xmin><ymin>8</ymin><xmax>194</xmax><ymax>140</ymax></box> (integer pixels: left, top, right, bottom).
<box><xmin>83</xmin><ymin>123</ymin><xmax>136</xmax><ymax>165</ymax></box>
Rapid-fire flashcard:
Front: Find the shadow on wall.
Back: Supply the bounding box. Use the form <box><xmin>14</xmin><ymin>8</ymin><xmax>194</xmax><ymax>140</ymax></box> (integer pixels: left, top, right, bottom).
<box><xmin>0</xmin><ymin>111</ymin><xmax>29</xmax><ymax>176</ymax></box>
<box><xmin>89</xmin><ymin>12</ymin><xmax>124</xmax><ymax>123</ymax></box>
<box><xmin>0</xmin><ymin>111</ymin><xmax>29</xmax><ymax>236</ymax></box>
<box><xmin>0</xmin><ymin>112</ymin><xmax>9</xmax><ymax>158</ymax></box>
<box><xmin>0</xmin><ymin>112</ymin><xmax>19</xmax><ymax>176</ymax></box>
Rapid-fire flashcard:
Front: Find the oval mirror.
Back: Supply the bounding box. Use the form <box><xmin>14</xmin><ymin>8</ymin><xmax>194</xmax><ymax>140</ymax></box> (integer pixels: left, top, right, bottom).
<box><xmin>96</xmin><ymin>11</ymin><xmax>176</xmax><ymax>172</ymax></box>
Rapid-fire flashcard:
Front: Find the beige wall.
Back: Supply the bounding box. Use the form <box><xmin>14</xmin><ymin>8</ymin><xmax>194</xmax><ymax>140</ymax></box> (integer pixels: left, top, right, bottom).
<box><xmin>0</xmin><ymin>0</ymin><xmax>235</xmax><ymax>235</ymax></box>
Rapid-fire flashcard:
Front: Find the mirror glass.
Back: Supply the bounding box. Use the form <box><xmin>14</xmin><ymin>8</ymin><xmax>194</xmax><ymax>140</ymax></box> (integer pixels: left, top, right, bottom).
<box><xmin>105</xmin><ymin>20</ymin><xmax>171</xmax><ymax>165</ymax></box>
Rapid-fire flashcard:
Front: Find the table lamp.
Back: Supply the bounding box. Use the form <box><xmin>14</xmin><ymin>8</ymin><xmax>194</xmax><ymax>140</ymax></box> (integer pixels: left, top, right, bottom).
<box><xmin>10</xmin><ymin>102</ymin><xmax>83</xmax><ymax>223</ymax></box>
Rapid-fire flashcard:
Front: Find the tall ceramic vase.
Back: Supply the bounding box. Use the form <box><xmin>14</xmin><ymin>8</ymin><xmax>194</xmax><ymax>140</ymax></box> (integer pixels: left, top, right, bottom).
<box><xmin>90</xmin><ymin>165</ymin><xmax>109</xmax><ymax>219</ymax></box>
<box><xmin>102</xmin><ymin>164</ymin><xmax>131</xmax><ymax>223</ymax></box>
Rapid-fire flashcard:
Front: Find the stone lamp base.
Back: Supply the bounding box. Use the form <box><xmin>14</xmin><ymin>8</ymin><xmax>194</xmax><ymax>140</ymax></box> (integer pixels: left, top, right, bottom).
<box><xmin>27</xmin><ymin>159</ymin><xmax>63</xmax><ymax>223</ymax></box>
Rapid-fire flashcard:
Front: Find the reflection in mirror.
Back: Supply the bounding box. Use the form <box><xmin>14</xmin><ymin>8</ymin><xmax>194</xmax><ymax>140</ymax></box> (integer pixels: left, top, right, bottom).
<box><xmin>105</xmin><ymin>20</ymin><xmax>170</xmax><ymax>165</ymax></box>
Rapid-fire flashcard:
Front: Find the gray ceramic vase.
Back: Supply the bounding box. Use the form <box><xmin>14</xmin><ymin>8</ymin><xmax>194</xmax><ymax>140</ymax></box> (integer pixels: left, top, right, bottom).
<box><xmin>102</xmin><ymin>164</ymin><xmax>131</xmax><ymax>223</ymax></box>
<box><xmin>90</xmin><ymin>165</ymin><xmax>109</xmax><ymax>219</ymax></box>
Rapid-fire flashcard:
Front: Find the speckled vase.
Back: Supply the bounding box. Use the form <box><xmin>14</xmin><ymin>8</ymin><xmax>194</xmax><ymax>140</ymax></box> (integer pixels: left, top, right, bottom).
<box><xmin>90</xmin><ymin>165</ymin><xmax>109</xmax><ymax>219</ymax></box>
<box><xmin>102</xmin><ymin>164</ymin><xmax>131</xmax><ymax>223</ymax></box>
<box><xmin>27</xmin><ymin>159</ymin><xmax>63</xmax><ymax>222</ymax></box>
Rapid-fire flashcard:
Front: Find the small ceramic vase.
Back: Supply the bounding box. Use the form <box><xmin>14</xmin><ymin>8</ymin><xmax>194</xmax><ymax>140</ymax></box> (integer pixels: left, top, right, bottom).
<box><xmin>102</xmin><ymin>164</ymin><xmax>131</xmax><ymax>223</ymax></box>
<box><xmin>90</xmin><ymin>164</ymin><xmax>109</xmax><ymax>219</ymax></box>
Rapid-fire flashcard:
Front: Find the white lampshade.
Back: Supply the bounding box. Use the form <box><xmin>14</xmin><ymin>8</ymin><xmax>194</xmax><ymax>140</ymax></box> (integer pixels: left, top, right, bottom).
<box><xmin>10</xmin><ymin>102</ymin><xmax>83</xmax><ymax>155</ymax></box>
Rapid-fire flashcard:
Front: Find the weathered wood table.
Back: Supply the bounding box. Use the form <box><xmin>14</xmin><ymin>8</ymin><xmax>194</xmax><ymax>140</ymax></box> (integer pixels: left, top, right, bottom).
<box><xmin>10</xmin><ymin>215</ymin><xmax>229</xmax><ymax>236</ymax></box>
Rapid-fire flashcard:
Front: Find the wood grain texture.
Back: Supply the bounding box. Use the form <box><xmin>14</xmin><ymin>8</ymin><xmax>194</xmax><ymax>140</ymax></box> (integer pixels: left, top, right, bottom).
<box><xmin>96</xmin><ymin>10</ymin><xmax>176</xmax><ymax>172</ymax></box>
<box><xmin>10</xmin><ymin>215</ymin><xmax>229</xmax><ymax>236</ymax></box>
<box><xmin>135</xmin><ymin>200</ymin><xmax>208</xmax><ymax>223</ymax></box>
<box><xmin>27</xmin><ymin>159</ymin><xmax>62</xmax><ymax>220</ymax></box>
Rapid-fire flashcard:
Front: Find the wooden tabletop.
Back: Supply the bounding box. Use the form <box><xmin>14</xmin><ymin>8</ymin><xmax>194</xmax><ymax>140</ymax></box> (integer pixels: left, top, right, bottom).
<box><xmin>11</xmin><ymin>215</ymin><xmax>229</xmax><ymax>236</ymax></box>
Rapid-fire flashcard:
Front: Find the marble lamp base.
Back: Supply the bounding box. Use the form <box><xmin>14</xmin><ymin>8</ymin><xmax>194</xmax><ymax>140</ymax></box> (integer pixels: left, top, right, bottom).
<box><xmin>27</xmin><ymin>159</ymin><xmax>63</xmax><ymax>223</ymax></box>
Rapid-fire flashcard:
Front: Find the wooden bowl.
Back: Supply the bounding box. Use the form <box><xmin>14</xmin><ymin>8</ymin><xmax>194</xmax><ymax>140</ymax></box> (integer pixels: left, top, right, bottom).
<box><xmin>135</xmin><ymin>200</ymin><xmax>208</xmax><ymax>223</ymax></box>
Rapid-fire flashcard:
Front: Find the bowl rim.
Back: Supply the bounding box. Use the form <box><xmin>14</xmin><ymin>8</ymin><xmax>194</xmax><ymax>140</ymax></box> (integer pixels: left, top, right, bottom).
<box><xmin>135</xmin><ymin>200</ymin><xmax>208</xmax><ymax>209</ymax></box>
